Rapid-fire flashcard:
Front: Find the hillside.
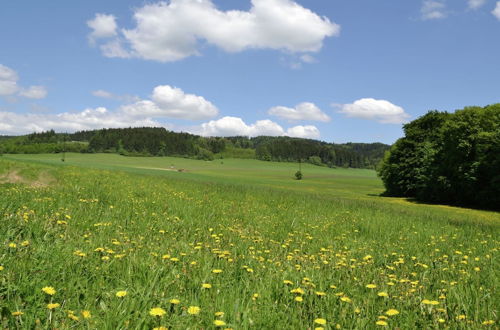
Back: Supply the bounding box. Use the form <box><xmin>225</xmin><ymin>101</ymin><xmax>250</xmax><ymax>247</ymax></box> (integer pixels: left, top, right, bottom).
<box><xmin>0</xmin><ymin>128</ymin><xmax>390</xmax><ymax>169</ymax></box>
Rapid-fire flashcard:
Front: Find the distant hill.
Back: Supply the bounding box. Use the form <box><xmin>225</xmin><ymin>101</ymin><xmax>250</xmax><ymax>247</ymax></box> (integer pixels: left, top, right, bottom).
<box><xmin>0</xmin><ymin>127</ymin><xmax>390</xmax><ymax>169</ymax></box>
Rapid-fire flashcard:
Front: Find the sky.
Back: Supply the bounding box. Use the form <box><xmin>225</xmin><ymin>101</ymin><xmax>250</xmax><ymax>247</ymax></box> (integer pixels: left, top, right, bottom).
<box><xmin>1</xmin><ymin>0</ymin><xmax>499</xmax><ymax>144</ymax></box>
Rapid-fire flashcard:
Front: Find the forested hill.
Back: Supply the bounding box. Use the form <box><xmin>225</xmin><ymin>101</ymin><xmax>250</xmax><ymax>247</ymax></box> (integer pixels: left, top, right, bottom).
<box><xmin>0</xmin><ymin>128</ymin><xmax>390</xmax><ymax>169</ymax></box>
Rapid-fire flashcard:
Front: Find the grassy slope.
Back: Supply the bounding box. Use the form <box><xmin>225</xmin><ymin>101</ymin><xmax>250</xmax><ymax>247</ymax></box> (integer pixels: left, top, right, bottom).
<box><xmin>3</xmin><ymin>153</ymin><xmax>498</xmax><ymax>225</ymax></box>
<box><xmin>0</xmin><ymin>155</ymin><xmax>498</xmax><ymax>329</ymax></box>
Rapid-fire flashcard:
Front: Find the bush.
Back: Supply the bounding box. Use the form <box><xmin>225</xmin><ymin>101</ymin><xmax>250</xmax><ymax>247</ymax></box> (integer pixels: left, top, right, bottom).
<box><xmin>295</xmin><ymin>170</ymin><xmax>303</xmax><ymax>180</ymax></box>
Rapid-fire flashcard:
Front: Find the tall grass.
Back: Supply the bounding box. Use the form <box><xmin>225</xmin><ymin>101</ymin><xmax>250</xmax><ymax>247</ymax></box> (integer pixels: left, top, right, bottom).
<box><xmin>0</xmin><ymin>158</ymin><xmax>498</xmax><ymax>329</ymax></box>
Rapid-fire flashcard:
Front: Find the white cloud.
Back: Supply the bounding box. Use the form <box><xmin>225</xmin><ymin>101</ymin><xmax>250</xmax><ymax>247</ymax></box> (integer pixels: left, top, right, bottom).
<box><xmin>338</xmin><ymin>98</ymin><xmax>410</xmax><ymax>124</ymax></box>
<box><xmin>0</xmin><ymin>64</ymin><xmax>19</xmax><ymax>96</ymax></box>
<box><xmin>0</xmin><ymin>107</ymin><xmax>160</xmax><ymax>135</ymax></box>
<box><xmin>286</xmin><ymin>125</ymin><xmax>320</xmax><ymax>139</ymax></box>
<box><xmin>19</xmin><ymin>86</ymin><xmax>47</xmax><ymax>99</ymax></box>
<box><xmin>421</xmin><ymin>0</ymin><xmax>447</xmax><ymax>20</ymax></box>
<box><xmin>122</xmin><ymin>85</ymin><xmax>219</xmax><ymax>120</ymax></box>
<box><xmin>0</xmin><ymin>64</ymin><xmax>47</xmax><ymax>99</ymax></box>
<box><xmin>493</xmin><ymin>2</ymin><xmax>500</xmax><ymax>19</ymax></box>
<box><xmin>268</xmin><ymin>102</ymin><xmax>330</xmax><ymax>122</ymax></box>
<box><xmin>468</xmin><ymin>0</ymin><xmax>486</xmax><ymax>9</ymax></box>
<box><xmin>87</xmin><ymin>14</ymin><xmax>118</xmax><ymax>43</ymax></box>
<box><xmin>194</xmin><ymin>116</ymin><xmax>320</xmax><ymax>139</ymax></box>
<box><xmin>89</xmin><ymin>0</ymin><xmax>339</xmax><ymax>62</ymax></box>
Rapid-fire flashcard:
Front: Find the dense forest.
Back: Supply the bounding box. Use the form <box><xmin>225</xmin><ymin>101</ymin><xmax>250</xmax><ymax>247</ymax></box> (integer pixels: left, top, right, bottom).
<box><xmin>0</xmin><ymin>128</ymin><xmax>389</xmax><ymax>169</ymax></box>
<box><xmin>378</xmin><ymin>104</ymin><xmax>500</xmax><ymax>210</ymax></box>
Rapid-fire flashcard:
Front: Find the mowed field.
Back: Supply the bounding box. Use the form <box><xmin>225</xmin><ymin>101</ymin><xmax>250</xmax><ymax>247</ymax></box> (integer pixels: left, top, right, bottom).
<box><xmin>0</xmin><ymin>154</ymin><xmax>498</xmax><ymax>329</ymax></box>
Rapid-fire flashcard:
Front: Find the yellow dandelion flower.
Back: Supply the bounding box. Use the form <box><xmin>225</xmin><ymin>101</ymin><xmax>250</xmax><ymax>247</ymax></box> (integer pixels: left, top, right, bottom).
<box><xmin>214</xmin><ymin>320</ymin><xmax>226</xmax><ymax>327</ymax></box>
<box><xmin>283</xmin><ymin>280</ymin><xmax>293</xmax><ymax>285</ymax></box>
<box><xmin>290</xmin><ymin>287</ymin><xmax>305</xmax><ymax>294</ymax></box>
<box><xmin>81</xmin><ymin>310</ymin><xmax>91</xmax><ymax>319</ymax></box>
<box><xmin>8</xmin><ymin>243</ymin><xmax>17</xmax><ymax>248</ymax></box>
<box><xmin>202</xmin><ymin>283</ymin><xmax>212</xmax><ymax>289</ymax></box>
<box><xmin>115</xmin><ymin>290</ymin><xmax>128</xmax><ymax>297</ymax></box>
<box><xmin>215</xmin><ymin>311</ymin><xmax>224</xmax><ymax>317</ymax></box>
<box><xmin>340</xmin><ymin>296</ymin><xmax>352</xmax><ymax>303</ymax></box>
<box><xmin>187</xmin><ymin>306</ymin><xmax>201</xmax><ymax>315</ymax></box>
<box><xmin>385</xmin><ymin>309</ymin><xmax>399</xmax><ymax>316</ymax></box>
<box><xmin>212</xmin><ymin>269</ymin><xmax>223</xmax><ymax>274</ymax></box>
<box><xmin>11</xmin><ymin>311</ymin><xmax>23</xmax><ymax>316</ymax></box>
<box><xmin>438</xmin><ymin>318</ymin><xmax>445</xmax><ymax>323</ymax></box>
<box><xmin>47</xmin><ymin>303</ymin><xmax>60</xmax><ymax>309</ymax></box>
<box><xmin>456</xmin><ymin>315</ymin><xmax>466</xmax><ymax>320</ymax></box>
<box><xmin>482</xmin><ymin>320</ymin><xmax>495</xmax><ymax>325</ymax></box>
<box><xmin>149</xmin><ymin>307</ymin><xmax>166</xmax><ymax>317</ymax></box>
<box><xmin>315</xmin><ymin>291</ymin><xmax>327</xmax><ymax>297</ymax></box>
<box><xmin>376</xmin><ymin>320</ymin><xmax>388</xmax><ymax>326</ymax></box>
<box><xmin>21</xmin><ymin>240</ymin><xmax>30</xmax><ymax>247</ymax></box>
<box><xmin>422</xmin><ymin>299</ymin><xmax>439</xmax><ymax>305</ymax></box>
<box><xmin>42</xmin><ymin>286</ymin><xmax>56</xmax><ymax>295</ymax></box>
<box><xmin>295</xmin><ymin>296</ymin><xmax>303</xmax><ymax>302</ymax></box>
<box><xmin>377</xmin><ymin>292</ymin><xmax>388</xmax><ymax>297</ymax></box>
<box><xmin>0</xmin><ymin>266</ymin><xmax>4</xmax><ymax>271</ymax></box>
<box><xmin>314</xmin><ymin>318</ymin><xmax>327</xmax><ymax>325</ymax></box>
<box><xmin>169</xmin><ymin>298</ymin><xmax>180</xmax><ymax>304</ymax></box>
<box><xmin>252</xmin><ymin>293</ymin><xmax>259</xmax><ymax>300</ymax></box>
<box><xmin>153</xmin><ymin>327</ymin><xmax>168</xmax><ymax>330</ymax></box>
<box><xmin>366</xmin><ymin>284</ymin><xmax>377</xmax><ymax>289</ymax></box>
<box><xmin>68</xmin><ymin>313</ymin><xmax>79</xmax><ymax>321</ymax></box>
<box><xmin>315</xmin><ymin>328</ymin><xmax>325</xmax><ymax>330</ymax></box>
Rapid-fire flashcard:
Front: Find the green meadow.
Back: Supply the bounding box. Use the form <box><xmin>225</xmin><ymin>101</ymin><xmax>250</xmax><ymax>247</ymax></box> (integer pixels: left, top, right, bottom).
<box><xmin>0</xmin><ymin>154</ymin><xmax>498</xmax><ymax>329</ymax></box>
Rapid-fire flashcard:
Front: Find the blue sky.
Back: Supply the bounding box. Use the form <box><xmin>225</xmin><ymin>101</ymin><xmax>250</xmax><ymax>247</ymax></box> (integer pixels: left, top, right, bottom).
<box><xmin>1</xmin><ymin>0</ymin><xmax>499</xmax><ymax>144</ymax></box>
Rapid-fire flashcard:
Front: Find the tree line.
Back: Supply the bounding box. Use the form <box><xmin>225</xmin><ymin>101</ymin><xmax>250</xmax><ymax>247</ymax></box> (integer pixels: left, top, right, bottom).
<box><xmin>0</xmin><ymin>127</ymin><xmax>390</xmax><ymax>169</ymax></box>
<box><xmin>378</xmin><ymin>104</ymin><xmax>500</xmax><ymax>210</ymax></box>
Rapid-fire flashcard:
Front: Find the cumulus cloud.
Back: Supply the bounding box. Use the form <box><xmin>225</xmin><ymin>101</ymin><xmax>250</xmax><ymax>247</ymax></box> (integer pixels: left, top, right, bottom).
<box><xmin>0</xmin><ymin>107</ymin><xmax>160</xmax><ymax>135</ymax></box>
<box><xmin>0</xmin><ymin>64</ymin><xmax>20</xmax><ymax>96</ymax></box>
<box><xmin>194</xmin><ymin>116</ymin><xmax>320</xmax><ymax>139</ymax></box>
<box><xmin>268</xmin><ymin>102</ymin><xmax>330</xmax><ymax>122</ymax></box>
<box><xmin>338</xmin><ymin>98</ymin><xmax>410</xmax><ymax>124</ymax></box>
<box><xmin>0</xmin><ymin>64</ymin><xmax>47</xmax><ymax>99</ymax></box>
<box><xmin>87</xmin><ymin>14</ymin><xmax>118</xmax><ymax>43</ymax></box>
<box><xmin>19</xmin><ymin>86</ymin><xmax>47</xmax><ymax>99</ymax></box>
<box><xmin>421</xmin><ymin>0</ymin><xmax>447</xmax><ymax>20</ymax></box>
<box><xmin>468</xmin><ymin>0</ymin><xmax>487</xmax><ymax>9</ymax></box>
<box><xmin>88</xmin><ymin>0</ymin><xmax>339</xmax><ymax>62</ymax></box>
<box><xmin>122</xmin><ymin>85</ymin><xmax>219</xmax><ymax>120</ymax></box>
<box><xmin>493</xmin><ymin>2</ymin><xmax>500</xmax><ymax>20</ymax></box>
<box><xmin>286</xmin><ymin>125</ymin><xmax>320</xmax><ymax>139</ymax></box>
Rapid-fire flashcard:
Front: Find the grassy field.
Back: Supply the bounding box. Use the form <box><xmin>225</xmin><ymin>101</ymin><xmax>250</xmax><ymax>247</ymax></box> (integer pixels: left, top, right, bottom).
<box><xmin>0</xmin><ymin>154</ymin><xmax>498</xmax><ymax>329</ymax></box>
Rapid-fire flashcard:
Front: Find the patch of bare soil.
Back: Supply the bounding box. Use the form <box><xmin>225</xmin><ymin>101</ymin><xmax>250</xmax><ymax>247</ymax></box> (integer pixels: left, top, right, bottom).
<box><xmin>0</xmin><ymin>170</ymin><xmax>55</xmax><ymax>188</ymax></box>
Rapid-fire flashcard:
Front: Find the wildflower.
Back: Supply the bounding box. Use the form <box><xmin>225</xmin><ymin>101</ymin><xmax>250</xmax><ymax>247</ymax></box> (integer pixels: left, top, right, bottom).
<box><xmin>376</xmin><ymin>320</ymin><xmax>388</xmax><ymax>326</ymax></box>
<box><xmin>149</xmin><ymin>307</ymin><xmax>166</xmax><ymax>317</ymax></box>
<box><xmin>215</xmin><ymin>311</ymin><xmax>224</xmax><ymax>317</ymax></box>
<box><xmin>153</xmin><ymin>327</ymin><xmax>168</xmax><ymax>330</ymax></box>
<box><xmin>8</xmin><ymin>243</ymin><xmax>16</xmax><ymax>248</ymax></box>
<box><xmin>456</xmin><ymin>315</ymin><xmax>466</xmax><ymax>320</ymax></box>
<box><xmin>290</xmin><ymin>288</ymin><xmax>305</xmax><ymax>294</ymax></box>
<box><xmin>11</xmin><ymin>311</ymin><xmax>23</xmax><ymax>316</ymax></box>
<box><xmin>169</xmin><ymin>298</ymin><xmax>180</xmax><ymax>304</ymax></box>
<box><xmin>42</xmin><ymin>286</ymin><xmax>56</xmax><ymax>295</ymax></box>
<box><xmin>377</xmin><ymin>292</ymin><xmax>388</xmax><ymax>297</ymax></box>
<box><xmin>283</xmin><ymin>280</ymin><xmax>293</xmax><ymax>285</ymax></box>
<box><xmin>21</xmin><ymin>240</ymin><xmax>30</xmax><ymax>247</ymax></box>
<box><xmin>315</xmin><ymin>291</ymin><xmax>327</xmax><ymax>297</ymax></box>
<box><xmin>68</xmin><ymin>312</ymin><xmax>79</xmax><ymax>321</ymax></box>
<box><xmin>202</xmin><ymin>283</ymin><xmax>212</xmax><ymax>289</ymax></box>
<box><xmin>340</xmin><ymin>296</ymin><xmax>352</xmax><ymax>303</ymax></box>
<box><xmin>214</xmin><ymin>320</ymin><xmax>226</xmax><ymax>327</ymax></box>
<box><xmin>438</xmin><ymin>319</ymin><xmax>445</xmax><ymax>323</ymax></box>
<box><xmin>188</xmin><ymin>306</ymin><xmax>201</xmax><ymax>315</ymax></box>
<box><xmin>252</xmin><ymin>293</ymin><xmax>259</xmax><ymax>300</ymax></box>
<box><xmin>295</xmin><ymin>296</ymin><xmax>303</xmax><ymax>302</ymax></box>
<box><xmin>482</xmin><ymin>320</ymin><xmax>495</xmax><ymax>325</ymax></box>
<box><xmin>0</xmin><ymin>266</ymin><xmax>3</xmax><ymax>271</ymax></box>
<box><xmin>212</xmin><ymin>269</ymin><xmax>223</xmax><ymax>274</ymax></box>
<box><xmin>366</xmin><ymin>284</ymin><xmax>377</xmax><ymax>289</ymax></box>
<box><xmin>47</xmin><ymin>303</ymin><xmax>60</xmax><ymax>309</ymax></box>
<box><xmin>314</xmin><ymin>318</ymin><xmax>327</xmax><ymax>325</ymax></box>
<box><xmin>116</xmin><ymin>291</ymin><xmax>127</xmax><ymax>297</ymax></box>
<box><xmin>422</xmin><ymin>299</ymin><xmax>439</xmax><ymax>305</ymax></box>
<box><xmin>81</xmin><ymin>310</ymin><xmax>91</xmax><ymax>319</ymax></box>
<box><xmin>385</xmin><ymin>309</ymin><xmax>399</xmax><ymax>316</ymax></box>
